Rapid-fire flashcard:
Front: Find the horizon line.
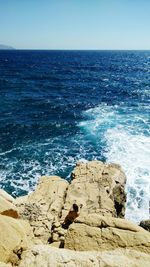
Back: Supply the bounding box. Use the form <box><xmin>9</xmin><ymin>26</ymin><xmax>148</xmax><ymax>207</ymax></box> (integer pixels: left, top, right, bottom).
<box><xmin>1</xmin><ymin>48</ymin><xmax>150</xmax><ymax>51</ymax></box>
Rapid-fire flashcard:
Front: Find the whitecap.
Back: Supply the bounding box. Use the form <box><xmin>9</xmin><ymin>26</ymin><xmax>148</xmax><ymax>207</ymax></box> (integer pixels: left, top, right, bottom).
<box><xmin>104</xmin><ymin>128</ymin><xmax>150</xmax><ymax>223</ymax></box>
<box><xmin>79</xmin><ymin>103</ymin><xmax>150</xmax><ymax>223</ymax></box>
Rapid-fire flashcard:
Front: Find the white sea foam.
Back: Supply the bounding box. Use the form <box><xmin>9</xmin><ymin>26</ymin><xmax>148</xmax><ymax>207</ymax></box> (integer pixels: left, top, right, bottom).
<box><xmin>1</xmin><ymin>101</ymin><xmax>149</xmax><ymax>222</ymax></box>
<box><xmin>104</xmin><ymin>129</ymin><xmax>150</xmax><ymax>223</ymax></box>
<box><xmin>80</xmin><ymin>104</ymin><xmax>150</xmax><ymax>223</ymax></box>
<box><xmin>0</xmin><ymin>138</ymin><xmax>80</xmax><ymax>196</ymax></box>
<box><xmin>0</xmin><ymin>147</ymin><xmax>18</xmax><ymax>156</ymax></box>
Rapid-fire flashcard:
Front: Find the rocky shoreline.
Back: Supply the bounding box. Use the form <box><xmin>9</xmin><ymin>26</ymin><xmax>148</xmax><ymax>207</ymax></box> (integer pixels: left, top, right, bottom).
<box><xmin>0</xmin><ymin>160</ymin><xmax>150</xmax><ymax>267</ymax></box>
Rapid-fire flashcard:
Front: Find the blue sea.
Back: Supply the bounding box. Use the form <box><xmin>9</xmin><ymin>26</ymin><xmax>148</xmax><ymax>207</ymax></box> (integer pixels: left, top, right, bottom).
<box><xmin>0</xmin><ymin>50</ymin><xmax>150</xmax><ymax>223</ymax></box>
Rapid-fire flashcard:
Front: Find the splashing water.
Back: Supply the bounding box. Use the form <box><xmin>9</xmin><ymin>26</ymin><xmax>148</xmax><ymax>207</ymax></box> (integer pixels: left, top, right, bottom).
<box><xmin>0</xmin><ymin>50</ymin><xmax>150</xmax><ymax>223</ymax></box>
<box><xmin>79</xmin><ymin>103</ymin><xmax>150</xmax><ymax>223</ymax></box>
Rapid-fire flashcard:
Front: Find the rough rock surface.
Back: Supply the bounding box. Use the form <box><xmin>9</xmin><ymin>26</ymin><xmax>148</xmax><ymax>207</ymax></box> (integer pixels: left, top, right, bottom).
<box><xmin>65</xmin><ymin>214</ymin><xmax>150</xmax><ymax>253</ymax></box>
<box><xmin>15</xmin><ymin>176</ymin><xmax>68</xmax><ymax>243</ymax></box>
<box><xmin>61</xmin><ymin>161</ymin><xmax>126</xmax><ymax>221</ymax></box>
<box><xmin>0</xmin><ymin>189</ymin><xmax>14</xmax><ymax>203</ymax></box>
<box><xmin>50</xmin><ymin>219</ymin><xmax>67</xmax><ymax>245</ymax></box>
<box><xmin>1</xmin><ymin>160</ymin><xmax>149</xmax><ymax>267</ymax></box>
<box><xmin>140</xmin><ymin>219</ymin><xmax>150</xmax><ymax>232</ymax></box>
<box><xmin>0</xmin><ymin>195</ymin><xmax>19</xmax><ymax>218</ymax></box>
<box><xmin>19</xmin><ymin>245</ymin><xmax>150</xmax><ymax>267</ymax></box>
<box><xmin>0</xmin><ymin>263</ymin><xmax>12</xmax><ymax>267</ymax></box>
<box><xmin>0</xmin><ymin>215</ymin><xmax>32</xmax><ymax>265</ymax></box>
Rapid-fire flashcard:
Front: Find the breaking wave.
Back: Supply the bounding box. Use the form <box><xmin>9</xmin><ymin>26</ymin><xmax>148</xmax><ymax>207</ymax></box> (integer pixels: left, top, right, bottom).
<box><xmin>79</xmin><ymin>103</ymin><xmax>150</xmax><ymax>223</ymax></box>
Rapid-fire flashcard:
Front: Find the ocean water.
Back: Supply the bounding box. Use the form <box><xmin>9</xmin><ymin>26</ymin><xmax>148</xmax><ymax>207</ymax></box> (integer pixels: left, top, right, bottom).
<box><xmin>0</xmin><ymin>50</ymin><xmax>150</xmax><ymax>223</ymax></box>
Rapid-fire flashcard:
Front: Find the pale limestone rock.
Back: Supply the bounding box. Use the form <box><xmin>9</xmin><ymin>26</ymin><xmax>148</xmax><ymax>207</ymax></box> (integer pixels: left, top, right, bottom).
<box><xmin>55</xmin><ymin>226</ymin><xmax>62</xmax><ymax>232</ymax></box>
<box><xmin>57</xmin><ymin>229</ymin><xmax>66</xmax><ymax>236</ymax></box>
<box><xmin>34</xmin><ymin>227</ymin><xmax>45</xmax><ymax>237</ymax></box>
<box><xmin>1</xmin><ymin>161</ymin><xmax>150</xmax><ymax>266</ymax></box>
<box><xmin>0</xmin><ymin>189</ymin><xmax>14</xmax><ymax>203</ymax></box>
<box><xmin>19</xmin><ymin>245</ymin><xmax>150</xmax><ymax>267</ymax></box>
<box><xmin>0</xmin><ymin>195</ymin><xmax>19</xmax><ymax>218</ymax></box>
<box><xmin>0</xmin><ymin>262</ymin><xmax>12</xmax><ymax>267</ymax></box>
<box><xmin>0</xmin><ymin>215</ymin><xmax>28</xmax><ymax>264</ymax></box>
<box><xmin>13</xmin><ymin>196</ymin><xmax>28</xmax><ymax>215</ymax></box>
<box><xmin>75</xmin><ymin>214</ymin><xmax>141</xmax><ymax>232</ymax></box>
<box><xmin>61</xmin><ymin>161</ymin><xmax>126</xmax><ymax>221</ymax></box>
<box><xmin>28</xmin><ymin>176</ymin><xmax>68</xmax><ymax>215</ymax></box>
<box><xmin>52</xmin><ymin>233</ymin><xmax>59</xmax><ymax>242</ymax></box>
<box><xmin>65</xmin><ymin>214</ymin><xmax>150</xmax><ymax>253</ymax></box>
<box><xmin>49</xmin><ymin>241</ymin><xmax>61</xmax><ymax>248</ymax></box>
<box><xmin>15</xmin><ymin>176</ymin><xmax>68</xmax><ymax>243</ymax></box>
<box><xmin>53</xmin><ymin>221</ymin><xmax>61</xmax><ymax>228</ymax></box>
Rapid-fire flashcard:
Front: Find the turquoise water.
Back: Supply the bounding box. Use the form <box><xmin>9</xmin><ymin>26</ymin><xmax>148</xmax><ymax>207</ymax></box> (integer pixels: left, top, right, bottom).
<box><xmin>0</xmin><ymin>50</ymin><xmax>150</xmax><ymax>223</ymax></box>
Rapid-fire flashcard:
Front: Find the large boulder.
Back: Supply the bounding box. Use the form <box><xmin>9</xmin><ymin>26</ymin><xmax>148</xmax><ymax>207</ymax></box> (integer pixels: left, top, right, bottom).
<box><xmin>15</xmin><ymin>176</ymin><xmax>68</xmax><ymax>243</ymax></box>
<box><xmin>0</xmin><ymin>215</ymin><xmax>33</xmax><ymax>265</ymax></box>
<box><xmin>64</xmin><ymin>214</ymin><xmax>150</xmax><ymax>253</ymax></box>
<box><xmin>61</xmin><ymin>161</ymin><xmax>126</xmax><ymax>221</ymax></box>
<box><xmin>19</xmin><ymin>245</ymin><xmax>150</xmax><ymax>267</ymax></box>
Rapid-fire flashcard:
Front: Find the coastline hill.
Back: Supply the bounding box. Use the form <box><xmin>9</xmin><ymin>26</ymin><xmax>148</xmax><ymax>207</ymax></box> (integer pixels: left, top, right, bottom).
<box><xmin>0</xmin><ymin>44</ymin><xmax>15</xmax><ymax>50</ymax></box>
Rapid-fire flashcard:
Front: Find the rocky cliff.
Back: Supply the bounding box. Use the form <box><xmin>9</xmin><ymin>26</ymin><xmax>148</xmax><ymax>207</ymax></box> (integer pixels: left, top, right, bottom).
<box><xmin>0</xmin><ymin>160</ymin><xmax>150</xmax><ymax>267</ymax></box>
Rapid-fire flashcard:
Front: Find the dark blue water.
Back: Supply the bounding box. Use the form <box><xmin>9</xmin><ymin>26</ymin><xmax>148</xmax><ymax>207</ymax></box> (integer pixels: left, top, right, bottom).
<box><xmin>0</xmin><ymin>50</ymin><xmax>150</xmax><ymax>222</ymax></box>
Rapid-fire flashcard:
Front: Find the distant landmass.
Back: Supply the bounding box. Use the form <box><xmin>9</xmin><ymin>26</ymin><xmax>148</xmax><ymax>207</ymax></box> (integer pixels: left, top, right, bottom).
<box><xmin>0</xmin><ymin>44</ymin><xmax>15</xmax><ymax>50</ymax></box>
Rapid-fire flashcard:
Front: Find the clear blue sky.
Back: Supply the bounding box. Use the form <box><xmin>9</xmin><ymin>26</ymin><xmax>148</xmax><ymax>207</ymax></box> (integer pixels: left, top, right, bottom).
<box><xmin>0</xmin><ymin>0</ymin><xmax>150</xmax><ymax>49</ymax></box>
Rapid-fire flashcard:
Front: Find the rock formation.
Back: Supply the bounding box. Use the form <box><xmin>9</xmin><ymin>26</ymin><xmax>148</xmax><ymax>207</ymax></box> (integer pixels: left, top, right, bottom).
<box><xmin>0</xmin><ymin>160</ymin><xmax>150</xmax><ymax>267</ymax></box>
<box><xmin>0</xmin><ymin>215</ymin><xmax>33</xmax><ymax>265</ymax></box>
<box><xmin>0</xmin><ymin>189</ymin><xmax>14</xmax><ymax>203</ymax></box>
<box><xmin>61</xmin><ymin>161</ymin><xmax>126</xmax><ymax>221</ymax></box>
<box><xmin>19</xmin><ymin>245</ymin><xmax>150</xmax><ymax>267</ymax></box>
<box><xmin>0</xmin><ymin>195</ymin><xmax>19</xmax><ymax>218</ymax></box>
<box><xmin>65</xmin><ymin>214</ymin><xmax>150</xmax><ymax>253</ymax></box>
<box><xmin>14</xmin><ymin>175</ymin><xmax>68</xmax><ymax>243</ymax></box>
